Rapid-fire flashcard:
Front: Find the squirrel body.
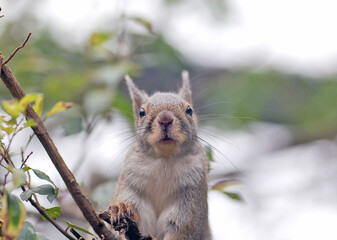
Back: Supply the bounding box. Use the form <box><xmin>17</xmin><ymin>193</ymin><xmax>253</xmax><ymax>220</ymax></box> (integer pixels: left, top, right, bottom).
<box><xmin>112</xmin><ymin>73</ymin><xmax>211</xmax><ymax>240</ymax></box>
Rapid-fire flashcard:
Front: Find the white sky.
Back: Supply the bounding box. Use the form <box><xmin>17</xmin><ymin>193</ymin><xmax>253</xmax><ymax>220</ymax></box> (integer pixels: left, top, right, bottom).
<box><xmin>2</xmin><ymin>0</ymin><xmax>337</xmax><ymax>77</ymax></box>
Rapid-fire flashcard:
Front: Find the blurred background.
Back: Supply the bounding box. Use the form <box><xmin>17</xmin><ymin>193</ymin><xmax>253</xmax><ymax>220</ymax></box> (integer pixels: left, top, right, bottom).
<box><xmin>1</xmin><ymin>0</ymin><xmax>337</xmax><ymax>239</ymax></box>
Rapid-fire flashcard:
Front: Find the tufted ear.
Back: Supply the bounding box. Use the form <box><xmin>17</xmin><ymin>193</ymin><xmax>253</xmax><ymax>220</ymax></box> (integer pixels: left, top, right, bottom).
<box><xmin>125</xmin><ymin>75</ymin><xmax>148</xmax><ymax>117</ymax></box>
<box><xmin>178</xmin><ymin>70</ymin><xmax>192</xmax><ymax>103</ymax></box>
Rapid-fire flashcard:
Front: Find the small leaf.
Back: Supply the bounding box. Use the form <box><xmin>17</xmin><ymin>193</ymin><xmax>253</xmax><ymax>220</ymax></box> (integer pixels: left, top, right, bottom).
<box><xmin>41</xmin><ymin>207</ymin><xmax>61</xmax><ymax>221</ymax></box>
<box><xmin>205</xmin><ymin>146</ymin><xmax>214</xmax><ymax>162</ymax></box>
<box><xmin>20</xmin><ymin>190</ymin><xmax>33</xmax><ymax>201</ymax></box>
<box><xmin>19</xmin><ymin>94</ymin><xmax>42</xmax><ymax>112</ymax></box>
<box><xmin>90</xmin><ymin>32</ymin><xmax>111</xmax><ymax>47</ymax></box>
<box><xmin>31</xmin><ymin>169</ymin><xmax>59</xmax><ymax>196</ymax></box>
<box><xmin>211</xmin><ymin>179</ymin><xmax>244</xmax><ymax>202</ymax></box>
<box><xmin>222</xmin><ymin>191</ymin><xmax>243</xmax><ymax>202</ymax></box>
<box><xmin>24</xmin><ymin>119</ymin><xmax>38</xmax><ymax>128</ymax></box>
<box><xmin>32</xmin><ymin>94</ymin><xmax>44</xmax><ymax>117</ymax></box>
<box><xmin>46</xmin><ymin>101</ymin><xmax>73</xmax><ymax>117</ymax></box>
<box><xmin>17</xmin><ymin>221</ymin><xmax>38</xmax><ymax>240</ymax></box>
<box><xmin>129</xmin><ymin>17</ymin><xmax>153</xmax><ymax>33</ymax></box>
<box><xmin>22</xmin><ymin>166</ymin><xmax>31</xmax><ymax>172</ymax></box>
<box><xmin>12</xmin><ymin>168</ymin><xmax>26</xmax><ymax>188</ymax></box>
<box><xmin>32</xmin><ymin>169</ymin><xmax>55</xmax><ymax>187</ymax></box>
<box><xmin>0</xmin><ymin>125</ymin><xmax>14</xmax><ymax>134</ymax></box>
<box><xmin>2</xmin><ymin>100</ymin><xmax>20</xmax><ymax>119</ymax></box>
<box><xmin>32</xmin><ymin>184</ymin><xmax>56</xmax><ymax>203</ymax></box>
<box><xmin>0</xmin><ymin>192</ymin><xmax>27</xmax><ymax>238</ymax></box>
<box><xmin>205</xmin><ymin>146</ymin><xmax>214</xmax><ymax>172</ymax></box>
<box><xmin>211</xmin><ymin>179</ymin><xmax>241</xmax><ymax>191</ymax></box>
<box><xmin>65</xmin><ymin>221</ymin><xmax>95</xmax><ymax>236</ymax></box>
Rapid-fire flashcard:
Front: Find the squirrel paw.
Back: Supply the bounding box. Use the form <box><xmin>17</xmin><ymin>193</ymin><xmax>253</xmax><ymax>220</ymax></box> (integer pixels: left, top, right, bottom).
<box><xmin>109</xmin><ymin>202</ymin><xmax>138</xmax><ymax>231</ymax></box>
<box><xmin>100</xmin><ymin>202</ymin><xmax>157</xmax><ymax>240</ymax></box>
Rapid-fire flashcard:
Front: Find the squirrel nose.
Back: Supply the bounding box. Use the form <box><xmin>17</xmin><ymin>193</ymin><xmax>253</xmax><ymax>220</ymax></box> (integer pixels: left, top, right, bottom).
<box><xmin>158</xmin><ymin>112</ymin><xmax>174</xmax><ymax>130</ymax></box>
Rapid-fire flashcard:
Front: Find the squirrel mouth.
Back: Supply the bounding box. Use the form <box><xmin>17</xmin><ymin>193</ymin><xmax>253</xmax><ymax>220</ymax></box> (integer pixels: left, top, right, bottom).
<box><xmin>160</xmin><ymin>132</ymin><xmax>175</xmax><ymax>142</ymax></box>
<box><xmin>160</xmin><ymin>136</ymin><xmax>174</xmax><ymax>142</ymax></box>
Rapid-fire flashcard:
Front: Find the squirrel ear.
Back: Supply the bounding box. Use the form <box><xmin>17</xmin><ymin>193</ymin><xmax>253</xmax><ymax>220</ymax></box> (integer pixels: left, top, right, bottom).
<box><xmin>178</xmin><ymin>70</ymin><xmax>192</xmax><ymax>103</ymax></box>
<box><xmin>125</xmin><ymin>75</ymin><xmax>148</xmax><ymax>115</ymax></box>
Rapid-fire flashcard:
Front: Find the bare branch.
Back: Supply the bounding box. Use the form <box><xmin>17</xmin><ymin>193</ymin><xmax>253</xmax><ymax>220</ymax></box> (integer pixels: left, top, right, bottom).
<box><xmin>3</xmin><ymin>32</ymin><xmax>32</xmax><ymax>65</ymax></box>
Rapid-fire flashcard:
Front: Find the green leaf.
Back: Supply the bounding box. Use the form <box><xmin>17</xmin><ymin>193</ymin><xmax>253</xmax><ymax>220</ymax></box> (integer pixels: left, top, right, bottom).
<box><xmin>90</xmin><ymin>32</ymin><xmax>111</xmax><ymax>47</ymax></box>
<box><xmin>12</xmin><ymin>168</ymin><xmax>26</xmax><ymax>188</ymax></box>
<box><xmin>19</xmin><ymin>93</ymin><xmax>42</xmax><ymax>111</ymax></box>
<box><xmin>32</xmin><ymin>169</ymin><xmax>55</xmax><ymax>187</ymax></box>
<box><xmin>205</xmin><ymin>146</ymin><xmax>214</xmax><ymax>162</ymax></box>
<box><xmin>20</xmin><ymin>190</ymin><xmax>33</xmax><ymax>201</ymax></box>
<box><xmin>31</xmin><ymin>169</ymin><xmax>59</xmax><ymax>197</ymax></box>
<box><xmin>211</xmin><ymin>179</ymin><xmax>243</xmax><ymax>202</ymax></box>
<box><xmin>205</xmin><ymin>146</ymin><xmax>214</xmax><ymax>172</ymax></box>
<box><xmin>211</xmin><ymin>179</ymin><xmax>241</xmax><ymax>191</ymax></box>
<box><xmin>17</xmin><ymin>221</ymin><xmax>38</xmax><ymax>240</ymax></box>
<box><xmin>0</xmin><ymin>125</ymin><xmax>14</xmax><ymax>134</ymax></box>
<box><xmin>32</xmin><ymin>94</ymin><xmax>44</xmax><ymax>116</ymax></box>
<box><xmin>22</xmin><ymin>166</ymin><xmax>31</xmax><ymax>172</ymax></box>
<box><xmin>24</xmin><ymin>119</ymin><xmax>38</xmax><ymax>128</ymax></box>
<box><xmin>41</xmin><ymin>207</ymin><xmax>61</xmax><ymax>221</ymax></box>
<box><xmin>46</xmin><ymin>101</ymin><xmax>73</xmax><ymax>117</ymax></box>
<box><xmin>65</xmin><ymin>221</ymin><xmax>95</xmax><ymax>236</ymax></box>
<box><xmin>0</xmin><ymin>192</ymin><xmax>27</xmax><ymax>238</ymax></box>
<box><xmin>2</xmin><ymin>100</ymin><xmax>20</xmax><ymax>120</ymax></box>
<box><xmin>32</xmin><ymin>184</ymin><xmax>56</xmax><ymax>203</ymax></box>
<box><xmin>222</xmin><ymin>191</ymin><xmax>243</xmax><ymax>202</ymax></box>
<box><xmin>129</xmin><ymin>17</ymin><xmax>153</xmax><ymax>33</ymax></box>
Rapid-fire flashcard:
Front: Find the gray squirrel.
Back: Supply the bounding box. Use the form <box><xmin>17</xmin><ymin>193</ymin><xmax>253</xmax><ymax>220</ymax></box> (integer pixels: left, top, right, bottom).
<box><xmin>111</xmin><ymin>72</ymin><xmax>211</xmax><ymax>240</ymax></box>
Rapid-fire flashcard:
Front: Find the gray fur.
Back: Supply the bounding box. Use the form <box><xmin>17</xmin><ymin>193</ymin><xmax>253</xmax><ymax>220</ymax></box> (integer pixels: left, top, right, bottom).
<box><xmin>113</xmin><ymin>74</ymin><xmax>211</xmax><ymax>240</ymax></box>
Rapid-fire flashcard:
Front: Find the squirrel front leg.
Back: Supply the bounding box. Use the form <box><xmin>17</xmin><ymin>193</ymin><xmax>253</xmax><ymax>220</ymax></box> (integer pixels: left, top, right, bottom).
<box><xmin>163</xmin><ymin>184</ymin><xmax>210</xmax><ymax>240</ymax></box>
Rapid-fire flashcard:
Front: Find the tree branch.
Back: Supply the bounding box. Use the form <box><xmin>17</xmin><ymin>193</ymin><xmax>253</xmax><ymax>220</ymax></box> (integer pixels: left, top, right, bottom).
<box><xmin>29</xmin><ymin>200</ymin><xmax>76</xmax><ymax>240</ymax></box>
<box><xmin>21</xmin><ymin>186</ymin><xmax>76</xmax><ymax>240</ymax></box>
<box><xmin>0</xmin><ymin>53</ymin><xmax>115</xmax><ymax>240</ymax></box>
<box><xmin>2</xmin><ymin>33</ymin><xmax>32</xmax><ymax>65</ymax></box>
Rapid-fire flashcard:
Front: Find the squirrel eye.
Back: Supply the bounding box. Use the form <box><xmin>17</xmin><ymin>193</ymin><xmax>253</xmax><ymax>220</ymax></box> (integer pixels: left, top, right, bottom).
<box><xmin>186</xmin><ymin>106</ymin><xmax>193</xmax><ymax>116</ymax></box>
<box><xmin>139</xmin><ymin>108</ymin><xmax>146</xmax><ymax>117</ymax></box>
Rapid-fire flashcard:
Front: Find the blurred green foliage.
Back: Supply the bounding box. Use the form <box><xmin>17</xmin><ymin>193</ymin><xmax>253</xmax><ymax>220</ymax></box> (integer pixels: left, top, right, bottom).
<box><xmin>204</xmin><ymin>71</ymin><xmax>337</xmax><ymax>142</ymax></box>
<box><xmin>1</xmin><ymin>6</ymin><xmax>336</xmax><ymax>143</ymax></box>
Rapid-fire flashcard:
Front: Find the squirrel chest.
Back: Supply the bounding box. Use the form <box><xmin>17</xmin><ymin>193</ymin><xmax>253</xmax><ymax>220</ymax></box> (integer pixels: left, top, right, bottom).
<box><xmin>126</xmin><ymin>153</ymin><xmax>204</xmax><ymax>206</ymax></box>
<box><xmin>118</xmin><ymin>151</ymin><xmax>206</xmax><ymax>237</ymax></box>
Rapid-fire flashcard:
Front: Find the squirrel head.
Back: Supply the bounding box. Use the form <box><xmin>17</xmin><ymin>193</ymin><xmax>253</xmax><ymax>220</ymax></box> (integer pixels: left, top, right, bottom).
<box><xmin>125</xmin><ymin>71</ymin><xmax>198</xmax><ymax>158</ymax></box>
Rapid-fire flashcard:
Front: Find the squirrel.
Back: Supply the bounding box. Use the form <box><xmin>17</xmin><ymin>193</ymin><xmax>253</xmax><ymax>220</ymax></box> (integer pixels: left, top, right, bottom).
<box><xmin>111</xmin><ymin>71</ymin><xmax>211</xmax><ymax>240</ymax></box>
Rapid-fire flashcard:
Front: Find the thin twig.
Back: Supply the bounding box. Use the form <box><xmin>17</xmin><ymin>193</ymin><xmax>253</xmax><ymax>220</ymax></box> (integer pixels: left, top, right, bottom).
<box><xmin>70</xmin><ymin>228</ymin><xmax>84</xmax><ymax>240</ymax></box>
<box><xmin>6</xmin><ymin>118</ymin><xmax>24</xmax><ymax>152</ymax></box>
<box><xmin>0</xmin><ymin>53</ymin><xmax>2</xmax><ymax>78</ymax></box>
<box><xmin>20</xmin><ymin>151</ymin><xmax>33</xmax><ymax>169</ymax></box>
<box><xmin>21</xmin><ymin>186</ymin><xmax>77</xmax><ymax>240</ymax></box>
<box><xmin>2</xmin><ymin>170</ymin><xmax>10</xmax><ymax>193</ymax></box>
<box><xmin>3</xmin><ymin>32</ymin><xmax>32</xmax><ymax>65</ymax></box>
<box><xmin>24</xmin><ymin>133</ymin><xmax>36</xmax><ymax>151</ymax></box>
